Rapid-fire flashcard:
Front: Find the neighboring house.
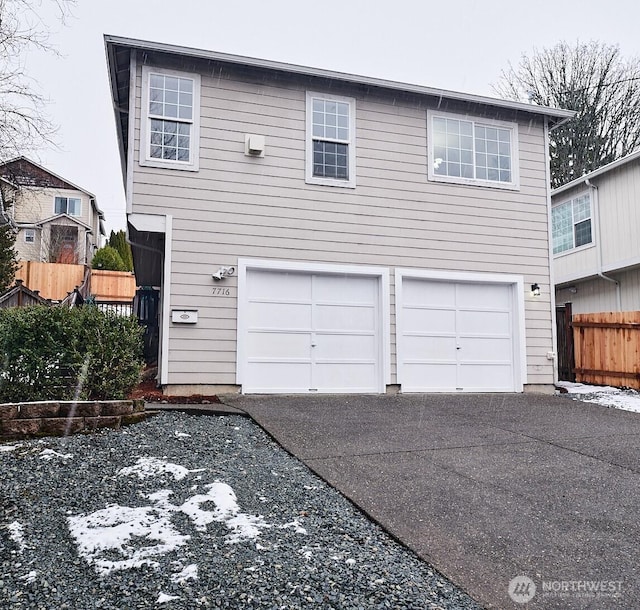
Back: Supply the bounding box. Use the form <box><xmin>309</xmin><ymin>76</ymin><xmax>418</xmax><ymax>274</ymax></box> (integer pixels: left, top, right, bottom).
<box><xmin>0</xmin><ymin>157</ymin><xmax>105</xmax><ymax>265</ymax></box>
<box><xmin>552</xmin><ymin>151</ymin><xmax>640</xmax><ymax>314</ymax></box>
<box><xmin>105</xmin><ymin>35</ymin><xmax>573</xmax><ymax>396</ymax></box>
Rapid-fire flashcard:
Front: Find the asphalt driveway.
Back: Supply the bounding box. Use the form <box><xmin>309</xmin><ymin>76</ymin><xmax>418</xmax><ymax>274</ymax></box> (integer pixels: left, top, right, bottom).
<box><xmin>224</xmin><ymin>393</ymin><xmax>640</xmax><ymax>609</ymax></box>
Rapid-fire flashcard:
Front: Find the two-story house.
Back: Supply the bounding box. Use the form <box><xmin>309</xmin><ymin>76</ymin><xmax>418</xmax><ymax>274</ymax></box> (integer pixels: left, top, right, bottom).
<box><xmin>553</xmin><ymin>151</ymin><xmax>640</xmax><ymax>313</ymax></box>
<box><xmin>0</xmin><ymin>157</ymin><xmax>105</xmax><ymax>265</ymax></box>
<box><xmin>105</xmin><ymin>35</ymin><xmax>573</xmax><ymax>396</ymax></box>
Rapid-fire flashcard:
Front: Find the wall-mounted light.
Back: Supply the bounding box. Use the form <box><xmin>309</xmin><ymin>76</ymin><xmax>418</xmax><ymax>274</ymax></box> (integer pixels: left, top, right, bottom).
<box><xmin>530</xmin><ymin>283</ymin><xmax>541</xmax><ymax>297</ymax></box>
<box><xmin>212</xmin><ymin>266</ymin><xmax>236</xmax><ymax>281</ymax></box>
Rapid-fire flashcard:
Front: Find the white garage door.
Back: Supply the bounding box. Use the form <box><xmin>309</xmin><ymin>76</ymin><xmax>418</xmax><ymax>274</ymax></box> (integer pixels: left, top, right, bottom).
<box><xmin>241</xmin><ymin>268</ymin><xmax>382</xmax><ymax>393</ymax></box>
<box><xmin>399</xmin><ymin>278</ymin><xmax>517</xmax><ymax>392</ymax></box>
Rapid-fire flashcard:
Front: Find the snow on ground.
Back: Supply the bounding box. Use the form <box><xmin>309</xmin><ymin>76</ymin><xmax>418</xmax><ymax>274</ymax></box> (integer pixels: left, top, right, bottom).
<box><xmin>557</xmin><ymin>381</ymin><xmax>640</xmax><ymax>413</ymax></box>
<box><xmin>67</xmin><ymin>457</ymin><xmax>293</xmax><ymax>577</ymax></box>
<box><xmin>7</xmin><ymin>520</ymin><xmax>26</xmax><ymax>552</ymax></box>
<box><xmin>117</xmin><ymin>456</ymin><xmax>205</xmax><ymax>480</ymax></box>
<box><xmin>0</xmin><ymin>443</ymin><xmax>21</xmax><ymax>452</ymax></box>
<box><xmin>38</xmin><ymin>448</ymin><xmax>72</xmax><ymax>461</ymax></box>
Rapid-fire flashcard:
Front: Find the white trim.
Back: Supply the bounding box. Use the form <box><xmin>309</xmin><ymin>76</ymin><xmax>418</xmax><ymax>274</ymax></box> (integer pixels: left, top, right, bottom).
<box><xmin>305</xmin><ymin>91</ymin><xmax>356</xmax><ymax>189</ymax></box>
<box><xmin>236</xmin><ymin>258</ymin><xmax>390</xmax><ymax>392</ymax></box>
<box><xmin>159</xmin><ymin>215</ymin><xmax>173</xmax><ymax>386</ymax></box>
<box><xmin>395</xmin><ymin>268</ymin><xmax>526</xmax><ymax>392</ymax></box>
<box><xmin>128</xmin><ymin>213</ymin><xmax>167</xmax><ymax>233</ymax></box>
<box><xmin>139</xmin><ymin>65</ymin><xmax>201</xmax><ymax>172</ymax></box>
<box><xmin>427</xmin><ymin>109</ymin><xmax>520</xmax><ymax>191</ymax></box>
<box><xmin>545</xmin><ymin>117</ymin><xmax>558</xmax><ymax>385</ymax></box>
<box><xmin>126</xmin><ymin>53</ymin><xmax>137</xmax><ymax>215</ymax></box>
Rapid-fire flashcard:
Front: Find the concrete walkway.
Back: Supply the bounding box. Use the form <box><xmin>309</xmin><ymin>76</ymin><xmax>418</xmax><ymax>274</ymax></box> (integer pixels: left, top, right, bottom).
<box><xmin>221</xmin><ymin>393</ymin><xmax>640</xmax><ymax>609</ymax></box>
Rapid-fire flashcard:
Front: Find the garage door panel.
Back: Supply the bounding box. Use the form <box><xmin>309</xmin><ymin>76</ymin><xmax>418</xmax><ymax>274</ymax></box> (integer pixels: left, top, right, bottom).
<box><xmin>245</xmin><ymin>361</ymin><xmax>312</xmax><ymax>392</ymax></box>
<box><xmin>461</xmin><ymin>337</ymin><xmax>512</xmax><ymax>360</ymax></box>
<box><xmin>403</xmin><ymin>335</ymin><xmax>457</xmax><ymax>359</ymax></box>
<box><xmin>404</xmin><ymin>279</ymin><xmax>455</xmax><ymax>306</ymax></box>
<box><xmin>315</xmin><ymin>304</ymin><xmax>376</xmax><ymax>331</ymax></box>
<box><xmin>247</xmin><ymin>270</ymin><xmax>312</xmax><ymax>300</ymax></box>
<box><xmin>313</xmin><ymin>362</ymin><xmax>377</xmax><ymax>392</ymax></box>
<box><xmin>314</xmin><ymin>274</ymin><xmax>377</xmax><ymax>302</ymax></box>
<box><xmin>247</xmin><ymin>302</ymin><xmax>312</xmax><ymax>330</ymax></box>
<box><xmin>246</xmin><ymin>332</ymin><xmax>311</xmax><ymax>359</ymax></box>
<box><xmin>403</xmin><ymin>362</ymin><xmax>458</xmax><ymax>391</ymax></box>
<box><xmin>403</xmin><ymin>307</ymin><xmax>456</xmax><ymax>333</ymax></box>
<box><xmin>457</xmin><ymin>283</ymin><xmax>511</xmax><ymax>308</ymax></box>
<box><xmin>314</xmin><ymin>333</ymin><xmax>377</xmax><ymax>360</ymax></box>
<box><xmin>457</xmin><ymin>310</ymin><xmax>511</xmax><ymax>335</ymax></box>
<box><xmin>459</xmin><ymin>363</ymin><xmax>513</xmax><ymax>390</ymax></box>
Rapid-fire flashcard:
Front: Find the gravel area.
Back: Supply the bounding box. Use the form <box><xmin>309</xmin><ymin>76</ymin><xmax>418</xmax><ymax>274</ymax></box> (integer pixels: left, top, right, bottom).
<box><xmin>0</xmin><ymin>412</ymin><xmax>481</xmax><ymax>609</ymax></box>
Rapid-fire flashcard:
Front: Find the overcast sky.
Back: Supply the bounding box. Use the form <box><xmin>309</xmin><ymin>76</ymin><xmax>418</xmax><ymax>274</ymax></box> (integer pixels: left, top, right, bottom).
<box><xmin>26</xmin><ymin>0</ymin><xmax>640</xmax><ymax>234</ymax></box>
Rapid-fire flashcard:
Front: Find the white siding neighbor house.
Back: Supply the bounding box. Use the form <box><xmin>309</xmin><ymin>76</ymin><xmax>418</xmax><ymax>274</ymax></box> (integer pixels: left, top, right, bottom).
<box><xmin>0</xmin><ymin>157</ymin><xmax>105</xmax><ymax>265</ymax></box>
<box><xmin>553</xmin><ymin>151</ymin><xmax>640</xmax><ymax>314</ymax></box>
<box><xmin>105</xmin><ymin>35</ymin><xmax>573</xmax><ymax>396</ymax></box>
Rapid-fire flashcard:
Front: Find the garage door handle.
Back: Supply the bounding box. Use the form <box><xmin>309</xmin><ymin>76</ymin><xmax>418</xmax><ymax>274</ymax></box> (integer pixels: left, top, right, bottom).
<box><xmin>456</xmin><ymin>346</ymin><xmax>461</xmax><ymax>350</ymax></box>
<box><xmin>311</xmin><ymin>343</ymin><xmax>317</xmax><ymax>347</ymax></box>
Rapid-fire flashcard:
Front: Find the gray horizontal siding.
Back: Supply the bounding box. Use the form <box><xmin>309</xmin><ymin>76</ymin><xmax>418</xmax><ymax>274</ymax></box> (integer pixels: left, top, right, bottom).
<box><xmin>132</xmin><ymin>58</ymin><xmax>555</xmax><ymax>388</ymax></box>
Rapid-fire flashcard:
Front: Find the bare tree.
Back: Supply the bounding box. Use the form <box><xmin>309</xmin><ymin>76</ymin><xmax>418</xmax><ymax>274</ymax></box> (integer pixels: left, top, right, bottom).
<box><xmin>0</xmin><ymin>0</ymin><xmax>74</xmax><ymax>162</ymax></box>
<box><xmin>494</xmin><ymin>41</ymin><xmax>640</xmax><ymax>188</ymax></box>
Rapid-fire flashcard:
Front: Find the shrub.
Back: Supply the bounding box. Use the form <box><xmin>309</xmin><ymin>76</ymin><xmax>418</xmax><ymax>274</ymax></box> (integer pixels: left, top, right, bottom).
<box><xmin>92</xmin><ymin>245</ymin><xmax>127</xmax><ymax>271</ymax></box>
<box><xmin>0</xmin><ymin>305</ymin><xmax>143</xmax><ymax>402</ymax></box>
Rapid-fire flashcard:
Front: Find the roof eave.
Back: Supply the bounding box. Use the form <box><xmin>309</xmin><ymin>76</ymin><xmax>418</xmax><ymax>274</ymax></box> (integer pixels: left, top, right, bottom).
<box><xmin>104</xmin><ymin>34</ymin><xmax>575</xmax><ymax>124</ymax></box>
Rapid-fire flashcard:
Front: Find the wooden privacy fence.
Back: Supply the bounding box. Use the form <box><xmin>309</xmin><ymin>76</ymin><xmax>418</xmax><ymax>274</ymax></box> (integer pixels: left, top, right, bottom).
<box><xmin>16</xmin><ymin>261</ymin><xmax>85</xmax><ymax>301</ymax></box>
<box><xmin>573</xmin><ymin>311</ymin><xmax>640</xmax><ymax>389</ymax></box>
<box><xmin>15</xmin><ymin>262</ymin><xmax>136</xmax><ymax>303</ymax></box>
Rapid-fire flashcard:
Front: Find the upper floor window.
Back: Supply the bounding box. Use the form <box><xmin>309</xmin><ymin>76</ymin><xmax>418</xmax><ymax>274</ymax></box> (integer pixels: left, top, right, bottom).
<box><xmin>55</xmin><ymin>196</ymin><xmax>81</xmax><ymax>216</ymax></box>
<box><xmin>427</xmin><ymin>110</ymin><xmax>519</xmax><ymax>190</ymax></box>
<box><xmin>306</xmin><ymin>92</ymin><xmax>356</xmax><ymax>188</ymax></box>
<box><xmin>552</xmin><ymin>193</ymin><xmax>592</xmax><ymax>254</ymax></box>
<box><xmin>140</xmin><ymin>66</ymin><xmax>201</xmax><ymax>172</ymax></box>
<box><xmin>24</xmin><ymin>228</ymin><xmax>35</xmax><ymax>243</ymax></box>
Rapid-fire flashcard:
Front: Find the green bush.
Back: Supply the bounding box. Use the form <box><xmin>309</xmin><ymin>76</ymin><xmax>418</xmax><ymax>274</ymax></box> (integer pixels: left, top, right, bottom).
<box><xmin>0</xmin><ymin>305</ymin><xmax>143</xmax><ymax>402</ymax></box>
<box><xmin>92</xmin><ymin>245</ymin><xmax>127</xmax><ymax>271</ymax></box>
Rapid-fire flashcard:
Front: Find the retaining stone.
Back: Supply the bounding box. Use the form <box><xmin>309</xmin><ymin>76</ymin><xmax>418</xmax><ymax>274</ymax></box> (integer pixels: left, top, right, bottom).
<box><xmin>0</xmin><ymin>405</ymin><xmax>18</xmax><ymax>420</ymax></box>
<box><xmin>59</xmin><ymin>403</ymin><xmax>102</xmax><ymax>418</ymax></box>
<box><xmin>84</xmin><ymin>416</ymin><xmax>122</xmax><ymax>430</ymax></box>
<box><xmin>19</xmin><ymin>403</ymin><xmax>61</xmax><ymax>419</ymax></box>
<box><xmin>40</xmin><ymin>417</ymin><xmax>85</xmax><ymax>436</ymax></box>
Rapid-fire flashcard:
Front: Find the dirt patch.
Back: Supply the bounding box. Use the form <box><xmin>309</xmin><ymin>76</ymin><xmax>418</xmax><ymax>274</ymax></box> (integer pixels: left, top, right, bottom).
<box><xmin>128</xmin><ymin>379</ymin><xmax>221</xmax><ymax>405</ymax></box>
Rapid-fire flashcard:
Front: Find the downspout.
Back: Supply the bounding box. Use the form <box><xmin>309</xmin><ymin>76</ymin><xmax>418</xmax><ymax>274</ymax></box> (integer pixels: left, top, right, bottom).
<box><xmin>585</xmin><ymin>178</ymin><xmax>621</xmax><ymax>311</ymax></box>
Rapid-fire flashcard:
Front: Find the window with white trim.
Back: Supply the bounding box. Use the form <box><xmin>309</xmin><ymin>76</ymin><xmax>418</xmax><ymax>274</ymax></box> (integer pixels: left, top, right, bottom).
<box><xmin>552</xmin><ymin>193</ymin><xmax>592</xmax><ymax>254</ymax></box>
<box><xmin>428</xmin><ymin>110</ymin><xmax>519</xmax><ymax>189</ymax></box>
<box><xmin>140</xmin><ymin>66</ymin><xmax>200</xmax><ymax>171</ymax></box>
<box><xmin>54</xmin><ymin>196</ymin><xmax>81</xmax><ymax>216</ymax></box>
<box><xmin>24</xmin><ymin>228</ymin><xmax>35</xmax><ymax>243</ymax></box>
<box><xmin>306</xmin><ymin>92</ymin><xmax>356</xmax><ymax>188</ymax></box>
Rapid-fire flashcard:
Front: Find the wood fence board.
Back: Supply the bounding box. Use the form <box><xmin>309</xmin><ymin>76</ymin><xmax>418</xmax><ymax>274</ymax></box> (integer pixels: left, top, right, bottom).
<box><xmin>15</xmin><ymin>261</ymin><xmax>85</xmax><ymax>301</ymax></box>
<box><xmin>573</xmin><ymin>311</ymin><xmax>640</xmax><ymax>389</ymax></box>
<box><xmin>90</xmin><ymin>270</ymin><xmax>136</xmax><ymax>302</ymax></box>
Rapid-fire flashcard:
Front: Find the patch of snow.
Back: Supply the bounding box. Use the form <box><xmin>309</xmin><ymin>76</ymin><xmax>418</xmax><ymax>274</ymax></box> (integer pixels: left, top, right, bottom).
<box><xmin>345</xmin><ymin>558</ymin><xmax>356</xmax><ymax>566</ymax></box>
<box><xmin>118</xmin><ymin>457</ymin><xmax>205</xmax><ymax>481</ymax></box>
<box><xmin>39</xmin><ymin>449</ymin><xmax>72</xmax><ymax>461</ymax></box>
<box><xmin>174</xmin><ymin>431</ymin><xmax>190</xmax><ymax>438</ymax></box>
<box><xmin>67</xmin><ymin>504</ymin><xmax>191</xmax><ymax>575</ymax></box>
<box><xmin>157</xmin><ymin>592</ymin><xmax>180</xmax><ymax>604</ymax></box>
<box><xmin>7</xmin><ymin>521</ymin><xmax>26</xmax><ymax>551</ymax></box>
<box><xmin>19</xmin><ymin>571</ymin><xmax>37</xmax><ymax>583</ymax></box>
<box><xmin>279</xmin><ymin>519</ymin><xmax>307</xmax><ymax>535</ymax></box>
<box><xmin>171</xmin><ymin>563</ymin><xmax>198</xmax><ymax>583</ymax></box>
<box><xmin>0</xmin><ymin>444</ymin><xmax>21</xmax><ymax>452</ymax></box>
<box><xmin>558</xmin><ymin>382</ymin><xmax>640</xmax><ymax>413</ymax></box>
<box><xmin>68</xmin><ymin>479</ymin><xmax>271</xmax><ymax>574</ymax></box>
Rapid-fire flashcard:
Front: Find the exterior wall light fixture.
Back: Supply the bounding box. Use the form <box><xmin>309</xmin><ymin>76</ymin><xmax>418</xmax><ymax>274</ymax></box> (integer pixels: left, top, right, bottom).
<box><xmin>530</xmin><ymin>283</ymin><xmax>541</xmax><ymax>297</ymax></box>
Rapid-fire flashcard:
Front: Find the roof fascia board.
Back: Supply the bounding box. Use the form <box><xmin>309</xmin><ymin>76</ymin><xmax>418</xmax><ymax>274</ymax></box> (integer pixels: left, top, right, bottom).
<box><xmin>104</xmin><ymin>35</ymin><xmax>574</xmax><ymax>123</ymax></box>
